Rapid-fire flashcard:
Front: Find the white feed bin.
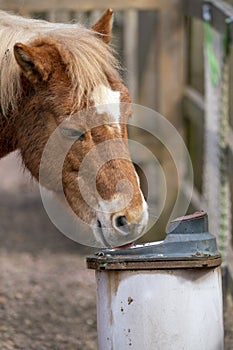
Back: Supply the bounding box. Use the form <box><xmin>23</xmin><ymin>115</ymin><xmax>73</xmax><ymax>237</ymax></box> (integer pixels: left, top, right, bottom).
<box><xmin>87</xmin><ymin>212</ymin><xmax>224</xmax><ymax>350</ymax></box>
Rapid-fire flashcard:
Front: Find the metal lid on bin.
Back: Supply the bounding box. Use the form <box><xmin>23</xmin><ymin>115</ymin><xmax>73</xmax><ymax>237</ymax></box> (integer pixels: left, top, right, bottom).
<box><xmin>86</xmin><ymin>212</ymin><xmax>221</xmax><ymax>270</ymax></box>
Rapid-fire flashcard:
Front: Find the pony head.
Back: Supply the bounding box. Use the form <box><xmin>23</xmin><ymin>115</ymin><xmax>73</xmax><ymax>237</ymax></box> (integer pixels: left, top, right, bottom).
<box><xmin>6</xmin><ymin>9</ymin><xmax>148</xmax><ymax>247</ymax></box>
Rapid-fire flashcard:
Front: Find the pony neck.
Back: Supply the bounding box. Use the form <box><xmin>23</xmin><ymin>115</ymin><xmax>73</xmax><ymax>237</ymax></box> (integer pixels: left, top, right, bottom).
<box><xmin>0</xmin><ymin>110</ymin><xmax>18</xmax><ymax>158</ymax></box>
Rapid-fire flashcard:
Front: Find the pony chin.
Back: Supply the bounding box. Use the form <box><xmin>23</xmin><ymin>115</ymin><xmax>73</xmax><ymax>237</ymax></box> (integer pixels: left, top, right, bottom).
<box><xmin>92</xmin><ymin>219</ymin><xmax>148</xmax><ymax>248</ymax></box>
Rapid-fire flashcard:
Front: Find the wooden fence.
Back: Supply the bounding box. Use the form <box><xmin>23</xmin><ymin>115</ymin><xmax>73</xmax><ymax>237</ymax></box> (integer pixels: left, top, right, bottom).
<box><xmin>1</xmin><ymin>0</ymin><xmax>233</xmax><ymax>288</ymax></box>
<box><xmin>183</xmin><ymin>0</ymin><xmax>233</xmax><ymax>293</ymax></box>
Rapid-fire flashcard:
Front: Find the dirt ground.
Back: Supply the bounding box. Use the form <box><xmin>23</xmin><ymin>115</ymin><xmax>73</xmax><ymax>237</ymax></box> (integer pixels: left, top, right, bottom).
<box><xmin>0</xmin><ymin>153</ymin><xmax>97</xmax><ymax>350</ymax></box>
<box><xmin>0</xmin><ymin>152</ymin><xmax>233</xmax><ymax>350</ymax></box>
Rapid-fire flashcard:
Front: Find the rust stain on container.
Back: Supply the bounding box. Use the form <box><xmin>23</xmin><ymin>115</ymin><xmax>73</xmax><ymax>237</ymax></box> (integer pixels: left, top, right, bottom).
<box><xmin>128</xmin><ymin>297</ymin><xmax>134</xmax><ymax>305</ymax></box>
<box><xmin>107</xmin><ymin>273</ymin><xmax>113</xmax><ymax>326</ymax></box>
<box><xmin>113</xmin><ymin>271</ymin><xmax>119</xmax><ymax>295</ymax></box>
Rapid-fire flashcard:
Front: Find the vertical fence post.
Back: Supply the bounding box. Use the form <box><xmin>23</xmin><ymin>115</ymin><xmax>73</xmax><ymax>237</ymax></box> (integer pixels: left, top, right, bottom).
<box><xmin>48</xmin><ymin>10</ymin><xmax>70</xmax><ymax>23</ymax></box>
<box><xmin>203</xmin><ymin>9</ymin><xmax>231</xmax><ymax>262</ymax></box>
<box><xmin>123</xmin><ymin>9</ymin><xmax>139</xmax><ymax>102</ymax></box>
<box><xmin>156</xmin><ymin>0</ymin><xmax>186</xmax><ymax>226</ymax></box>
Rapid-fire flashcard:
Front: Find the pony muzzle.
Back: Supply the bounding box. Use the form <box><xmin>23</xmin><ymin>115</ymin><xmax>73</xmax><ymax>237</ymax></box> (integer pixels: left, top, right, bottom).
<box><xmin>95</xmin><ymin>205</ymin><xmax>148</xmax><ymax>248</ymax></box>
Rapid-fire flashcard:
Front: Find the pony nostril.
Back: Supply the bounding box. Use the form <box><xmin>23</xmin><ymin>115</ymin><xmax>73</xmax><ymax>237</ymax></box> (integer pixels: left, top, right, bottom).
<box><xmin>114</xmin><ymin>215</ymin><xmax>130</xmax><ymax>235</ymax></box>
<box><xmin>97</xmin><ymin>219</ymin><xmax>102</xmax><ymax>228</ymax></box>
<box><xmin>115</xmin><ymin>215</ymin><xmax>127</xmax><ymax>228</ymax></box>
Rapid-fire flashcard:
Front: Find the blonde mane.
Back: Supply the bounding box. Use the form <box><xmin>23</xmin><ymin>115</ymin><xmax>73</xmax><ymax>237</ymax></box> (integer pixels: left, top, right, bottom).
<box><xmin>0</xmin><ymin>10</ymin><xmax>120</xmax><ymax>116</ymax></box>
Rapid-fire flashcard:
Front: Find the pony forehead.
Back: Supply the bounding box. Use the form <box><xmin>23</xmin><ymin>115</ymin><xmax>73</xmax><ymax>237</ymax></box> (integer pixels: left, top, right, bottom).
<box><xmin>92</xmin><ymin>85</ymin><xmax>120</xmax><ymax>123</ymax></box>
<box><xmin>92</xmin><ymin>85</ymin><xmax>120</xmax><ymax>105</ymax></box>
<box><xmin>63</xmin><ymin>85</ymin><xmax>122</xmax><ymax>129</ymax></box>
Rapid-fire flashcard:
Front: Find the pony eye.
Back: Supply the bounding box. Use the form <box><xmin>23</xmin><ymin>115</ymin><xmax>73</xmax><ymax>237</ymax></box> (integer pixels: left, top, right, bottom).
<box><xmin>60</xmin><ymin>127</ymin><xmax>84</xmax><ymax>140</ymax></box>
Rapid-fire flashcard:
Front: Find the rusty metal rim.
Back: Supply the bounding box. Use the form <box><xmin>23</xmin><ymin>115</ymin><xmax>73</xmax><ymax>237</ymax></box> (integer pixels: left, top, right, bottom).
<box><xmin>87</xmin><ymin>256</ymin><xmax>222</xmax><ymax>270</ymax></box>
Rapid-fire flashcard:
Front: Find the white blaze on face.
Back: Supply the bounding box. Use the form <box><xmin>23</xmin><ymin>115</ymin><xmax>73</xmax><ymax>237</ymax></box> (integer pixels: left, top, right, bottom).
<box><xmin>91</xmin><ymin>85</ymin><xmax>149</xmax><ymax>239</ymax></box>
<box><xmin>92</xmin><ymin>85</ymin><xmax>120</xmax><ymax>123</ymax></box>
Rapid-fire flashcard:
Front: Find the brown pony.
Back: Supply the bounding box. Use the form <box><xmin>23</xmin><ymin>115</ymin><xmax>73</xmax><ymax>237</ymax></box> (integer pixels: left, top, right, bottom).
<box><xmin>0</xmin><ymin>9</ymin><xmax>148</xmax><ymax>247</ymax></box>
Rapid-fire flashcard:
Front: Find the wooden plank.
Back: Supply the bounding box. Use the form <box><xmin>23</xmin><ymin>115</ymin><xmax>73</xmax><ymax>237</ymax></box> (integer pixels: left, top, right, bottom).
<box><xmin>89</xmin><ymin>10</ymin><xmax>102</xmax><ymax>27</ymax></box>
<box><xmin>227</xmin><ymin>127</ymin><xmax>233</xmax><ymax>156</ymax></box>
<box><xmin>182</xmin><ymin>180</ymin><xmax>204</xmax><ymax>210</ymax></box>
<box><xmin>187</xmin><ymin>18</ymin><xmax>204</xmax><ymax>94</ymax></box>
<box><xmin>183</xmin><ymin>0</ymin><xmax>203</xmax><ymax>19</ymax></box>
<box><xmin>157</xmin><ymin>0</ymin><xmax>185</xmax><ymax>126</ymax></box>
<box><xmin>48</xmin><ymin>10</ymin><xmax>56</xmax><ymax>22</ymax></box>
<box><xmin>230</xmin><ymin>48</ymin><xmax>233</xmax><ymax>128</ymax></box>
<box><xmin>226</xmin><ymin>247</ymin><xmax>233</xmax><ymax>298</ymax></box>
<box><xmin>183</xmin><ymin>86</ymin><xmax>204</xmax><ymax>125</ymax></box>
<box><xmin>154</xmin><ymin>0</ymin><xmax>185</xmax><ymax>229</ymax></box>
<box><xmin>139</xmin><ymin>10</ymin><xmax>160</xmax><ymax>110</ymax></box>
<box><xmin>183</xmin><ymin>112</ymin><xmax>204</xmax><ymax>193</ymax></box>
<box><xmin>183</xmin><ymin>86</ymin><xmax>205</xmax><ymax>112</ymax></box>
<box><xmin>123</xmin><ymin>9</ymin><xmax>139</xmax><ymax>102</ymax></box>
<box><xmin>51</xmin><ymin>10</ymin><xmax>70</xmax><ymax>22</ymax></box>
<box><xmin>0</xmin><ymin>0</ymin><xmax>170</xmax><ymax>12</ymax></box>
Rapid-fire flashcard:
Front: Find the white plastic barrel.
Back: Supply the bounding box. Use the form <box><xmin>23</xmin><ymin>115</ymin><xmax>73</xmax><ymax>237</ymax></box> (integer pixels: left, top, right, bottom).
<box><xmin>95</xmin><ymin>267</ymin><xmax>223</xmax><ymax>350</ymax></box>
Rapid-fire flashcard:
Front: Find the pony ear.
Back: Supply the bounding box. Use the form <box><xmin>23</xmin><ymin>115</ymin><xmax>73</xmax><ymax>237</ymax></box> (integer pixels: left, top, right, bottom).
<box><xmin>14</xmin><ymin>43</ymin><xmax>51</xmax><ymax>84</ymax></box>
<box><xmin>91</xmin><ymin>8</ymin><xmax>113</xmax><ymax>44</ymax></box>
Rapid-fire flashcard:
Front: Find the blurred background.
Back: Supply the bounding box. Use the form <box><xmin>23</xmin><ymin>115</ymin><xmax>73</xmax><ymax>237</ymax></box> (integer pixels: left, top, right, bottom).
<box><xmin>0</xmin><ymin>1</ymin><xmax>233</xmax><ymax>348</ymax></box>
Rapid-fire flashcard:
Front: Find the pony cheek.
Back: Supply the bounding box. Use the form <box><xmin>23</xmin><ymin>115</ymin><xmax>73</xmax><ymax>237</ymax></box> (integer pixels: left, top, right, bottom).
<box><xmin>61</xmin><ymin>175</ymin><xmax>97</xmax><ymax>225</ymax></box>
